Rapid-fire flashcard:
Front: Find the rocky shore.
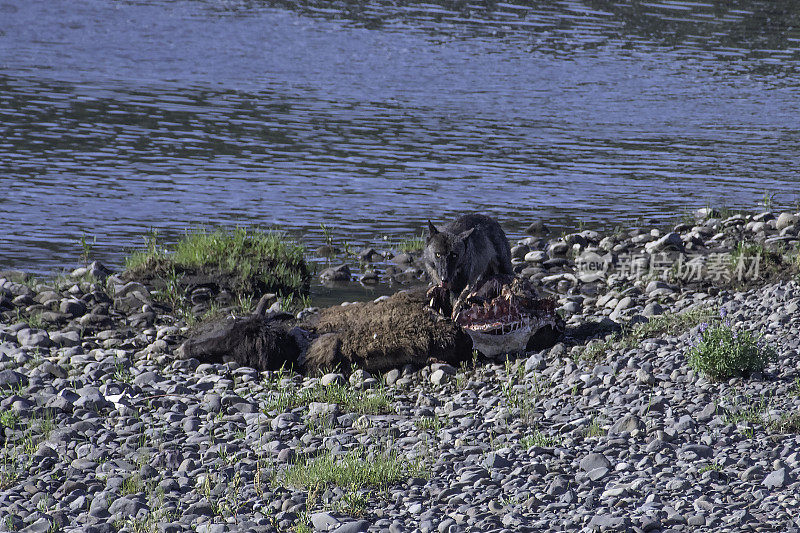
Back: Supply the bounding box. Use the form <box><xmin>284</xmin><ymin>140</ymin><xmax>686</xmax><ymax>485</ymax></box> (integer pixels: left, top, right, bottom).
<box><xmin>2</xmin><ymin>209</ymin><xmax>800</xmax><ymax>533</ymax></box>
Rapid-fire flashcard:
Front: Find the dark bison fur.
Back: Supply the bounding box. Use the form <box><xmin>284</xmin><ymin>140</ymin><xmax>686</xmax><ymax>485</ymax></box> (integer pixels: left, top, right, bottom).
<box><xmin>175</xmin><ymin>311</ymin><xmax>304</xmax><ymax>371</ymax></box>
<box><xmin>175</xmin><ymin>289</ymin><xmax>473</xmax><ymax>374</ymax></box>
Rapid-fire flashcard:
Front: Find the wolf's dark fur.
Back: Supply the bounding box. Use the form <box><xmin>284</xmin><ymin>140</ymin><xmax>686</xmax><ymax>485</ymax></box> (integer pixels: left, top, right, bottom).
<box><xmin>423</xmin><ymin>214</ymin><xmax>513</xmax><ymax>301</ymax></box>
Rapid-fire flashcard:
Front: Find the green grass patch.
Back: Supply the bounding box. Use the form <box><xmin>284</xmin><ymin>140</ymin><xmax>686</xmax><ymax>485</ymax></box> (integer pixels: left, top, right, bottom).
<box><xmin>699</xmin><ymin>462</ymin><xmax>723</xmax><ymax>473</ymax></box>
<box><xmin>24</xmin><ymin>312</ymin><xmax>45</xmax><ymax>330</ymax></box>
<box><xmin>0</xmin><ymin>410</ymin><xmax>19</xmax><ymax>429</ymax></box>
<box><xmin>397</xmin><ymin>232</ymin><xmax>426</xmax><ymax>253</ymax></box>
<box><xmin>520</xmin><ymin>429</ymin><xmax>562</xmax><ymax>449</ymax></box>
<box><xmin>499</xmin><ymin>360</ymin><xmax>546</xmax><ymax>424</ymax></box>
<box><xmin>687</xmin><ymin>321</ymin><xmax>774</xmax><ymax>381</ymax></box>
<box><xmin>294</xmin><ymin>523</ymin><xmax>313</xmax><ymax>533</ymax></box>
<box><xmin>586</xmin><ymin>416</ymin><xmax>605</xmax><ymax>438</ymax></box>
<box><xmin>282</xmin><ymin>446</ymin><xmax>427</xmax><ymax>491</ymax></box>
<box><xmin>729</xmin><ymin>241</ymin><xmax>788</xmax><ymax>284</ymax></box>
<box><xmin>722</xmin><ymin>395</ymin><xmax>769</xmax><ymax>426</ymax></box>
<box><xmin>581</xmin><ymin>306</ymin><xmax>718</xmax><ymax>361</ymax></box>
<box><xmin>0</xmin><ymin>411</ymin><xmax>56</xmax><ymax>490</ymax></box>
<box><xmin>332</xmin><ymin>490</ymin><xmax>370</xmax><ymax>517</ymax></box>
<box><xmin>632</xmin><ymin>306</ymin><xmax>719</xmax><ymax>341</ymax></box>
<box><xmin>113</xmin><ymin>359</ymin><xmax>134</xmax><ymax>384</ymax></box>
<box><xmin>121</xmin><ymin>474</ymin><xmax>144</xmax><ymax>495</ymax></box>
<box><xmin>124</xmin><ymin>227</ymin><xmax>309</xmax><ymax>312</ymax></box>
<box><xmin>265</xmin><ymin>382</ymin><xmax>393</xmax><ymax>415</ymax></box>
<box><xmin>415</xmin><ymin>415</ymin><xmax>447</xmax><ymax>432</ymax></box>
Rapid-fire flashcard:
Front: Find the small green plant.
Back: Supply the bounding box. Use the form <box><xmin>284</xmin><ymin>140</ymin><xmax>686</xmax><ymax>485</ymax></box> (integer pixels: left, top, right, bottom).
<box><xmin>320</xmin><ymin>223</ymin><xmax>334</xmax><ymax>248</ymax></box>
<box><xmin>499</xmin><ymin>360</ymin><xmax>539</xmax><ymax>424</ymax></box>
<box><xmin>237</xmin><ymin>293</ymin><xmax>255</xmax><ymax>313</ymax></box>
<box><xmin>294</xmin><ymin>522</ymin><xmax>313</xmax><ymax>533</ymax></box>
<box><xmin>398</xmin><ymin>232</ymin><xmax>426</xmax><ymax>253</ymax></box>
<box><xmin>0</xmin><ymin>410</ymin><xmax>19</xmax><ymax>429</ymax></box>
<box><xmin>761</xmin><ymin>190</ymin><xmax>776</xmax><ymax>211</ymax></box>
<box><xmin>722</xmin><ymin>394</ymin><xmax>770</xmax><ymax>427</ymax></box>
<box><xmin>520</xmin><ymin>429</ymin><xmax>562</xmax><ymax>448</ymax></box>
<box><xmin>264</xmin><ymin>382</ymin><xmax>392</xmax><ymax>415</ymax></box>
<box><xmin>163</xmin><ymin>267</ymin><xmax>183</xmax><ymax>312</ymax></box>
<box><xmin>333</xmin><ymin>490</ymin><xmax>370</xmax><ymax>517</ymax></box>
<box><xmin>454</xmin><ymin>370</ymin><xmax>467</xmax><ymax>390</ymax></box>
<box><xmin>306</xmin><ymin>414</ymin><xmax>336</xmax><ymax>435</ymax></box>
<box><xmin>254</xmin><ymin>457</ymin><xmax>276</xmax><ymax>498</ymax></box>
<box><xmin>200</xmin><ymin>472</ymin><xmax>213</xmax><ymax>502</ymax></box>
<box><xmin>634</xmin><ymin>306</ymin><xmax>719</xmax><ymax>340</ymax></box>
<box><xmin>699</xmin><ymin>462</ymin><xmax>723</xmax><ymax>473</ymax></box>
<box><xmin>79</xmin><ymin>231</ymin><xmax>96</xmax><ymax>267</ymax></box>
<box><xmin>415</xmin><ymin>415</ymin><xmax>447</xmax><ymax>432</ymax></box>
<box><xmin>279</xmin><ymin>293</ymin><xmax>313</xmax><ymax>313</ymax></box>
<box><xmin>580</xmin><ymin>334</ymin><xmax>617</xmax><ymax>361</ymax></box>
<box><xmin>728</xmin><ymin>241</ymin><xmax>787</xmax><ymax>284</ymax></box>
<box><xmin>121</xmin><ymin>474</ymin><xmax>144</xmax><ymax>495</ymax></box>
<box><xmin>33</xmin><ymin>410</ymin><xmax>55</xmax><ymax>440</ymax></box>
<box><xmin>27</xmin><ymin>349</ymin><xmax>46</xmax><ymax>369</ymax></box>
<box><xmin>122</xmin><ymin>507</ymin><xmax>178</xmax><ymax>533</ymax></box>
<box><xmin>36</xmin><ymin>495</ymin><xmax>53</xmax><ymax>514</ymax></box>
<box><xmin>282</xmin><ymin>446</ymin><xmax>427</xmax><ymax>490</ymax></box>
<box><xmin>586</xmin><ymin>415</ymin><xmax>605</xmax><ymax>437</ymax></box>
<box><xmin>582</xmin><ymin>306</ymin><xmax>720</xmax><ymax>361</ymax></box>
<box><xmin>687</xmin><ymin>311</ymin><xmax>775</xmax><ymax>381</ymax></box>
<box><xmin>217</xmin><ymin>444</ymin><xmax>233</xmax><ymax>465</ymax></box>
<box><xmin>25</xmin><ymin>313</ymin><xmax>45</xmax><ymax>330</ymax></box>
<box><xmin>113</xmin><ymin>360</ymin><xmax>133</xmax><ymax>383</ymax></box>
<box><xmin>342</xmin><ymin>240</ymin><xmax>354</xmax><ymax>257</ymax></box>
<box><xmin>214</xmin><ymin>471</ymin><xmax>243</xmax><ymax>517</ymax></box>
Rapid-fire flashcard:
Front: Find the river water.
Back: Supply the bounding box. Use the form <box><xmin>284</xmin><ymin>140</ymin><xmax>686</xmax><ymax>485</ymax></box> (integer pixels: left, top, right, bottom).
<box><xmin>2</xmin><ymin>0</ymin><xmax>800</xmax><ymax>277</ymax></box>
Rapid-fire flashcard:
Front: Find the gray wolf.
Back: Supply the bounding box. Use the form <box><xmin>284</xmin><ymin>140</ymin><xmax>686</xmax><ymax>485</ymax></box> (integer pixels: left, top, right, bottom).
<box><xmin>423</xmin><ymin>213</ymin><xmax>513</xmax><ymax>301</ymax></box>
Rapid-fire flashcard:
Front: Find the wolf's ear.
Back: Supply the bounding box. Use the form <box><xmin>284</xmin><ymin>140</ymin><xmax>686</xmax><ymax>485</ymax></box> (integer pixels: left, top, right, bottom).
<box><xmin>426</xmin><ymin>220</ymin><xmax>439</xmax><ymax>240</ymax></box>
<box><xmin>458</xmin><ymin>228</ymin><xmax>475</xmax><ymax>241</ymax></box>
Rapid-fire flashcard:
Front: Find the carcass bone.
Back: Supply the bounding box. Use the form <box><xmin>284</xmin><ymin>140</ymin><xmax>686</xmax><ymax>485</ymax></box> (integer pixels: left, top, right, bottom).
<box><xmin>446</xmin><ymin>275</ymin><xmax>564</xmax><ymax>356</ymax></box>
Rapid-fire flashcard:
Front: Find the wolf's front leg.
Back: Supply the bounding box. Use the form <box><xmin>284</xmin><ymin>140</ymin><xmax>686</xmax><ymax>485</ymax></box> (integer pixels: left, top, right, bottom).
<box><xmin>426</xmin><ymin>285</ymin><xmax>452</xmax><ymax>317</ymax></box>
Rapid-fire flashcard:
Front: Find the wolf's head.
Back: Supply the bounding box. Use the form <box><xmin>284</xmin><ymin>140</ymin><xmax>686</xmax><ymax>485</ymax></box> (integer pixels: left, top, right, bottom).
<box><xmin>423</xmin><ymin>220</ymin><xmax>475</xmax><ymax>290</ymax></box>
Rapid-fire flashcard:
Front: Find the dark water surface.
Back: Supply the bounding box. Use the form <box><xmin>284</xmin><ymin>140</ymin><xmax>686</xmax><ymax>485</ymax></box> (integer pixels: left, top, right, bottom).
<box><xmin>2</xmin><ymin>0</ymin><xmax>800</xmax><ymax>277</ymax></box>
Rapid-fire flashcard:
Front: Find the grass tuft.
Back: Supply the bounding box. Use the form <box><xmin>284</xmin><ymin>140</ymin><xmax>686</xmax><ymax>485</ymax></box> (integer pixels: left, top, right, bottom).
<box><xmin>264</xmin><ymin>381</ymin><xmax>392</xmax><ymax>415</ymax></box>
<box><xmin>282</xmin><ymin>446</ymin><xmax>427</xmax><ymax>490</ymax></box>
<box><xmin>581</xmin><ymin>306</ymin><xmax>718</xmax><ymax>361</ymax></box>
<box><xmin>124</xmin><ymin>226</ymin><xmax>309</xmax><ymax>315</ymax></box>
<box><xmin>520</xmin><ymin>429</ymin><xmax>562</xmax><ymax>449</ymax></box>
<box><xmin>397</xmin><ymin>233</ymin><xmax>426</xmax><ymax>253</ymax></box>
<box><xmin>415</xmin><ymin>415</ymin><xmax>447</xmax><ymax>432</ymax></box>
<box><xmin>586</xmin><ymin>415</ymin><xmax>605</xmax><ymax>438</ymax></box>
<box><xmin>687</xmin><ymin>316</ymin><xmax>775</xmax><ymax>381</ymax></box>
<box><xmin>699</xmin><ymin>462</ymin><xmax>723</xmax><ymax>473</ymax></box>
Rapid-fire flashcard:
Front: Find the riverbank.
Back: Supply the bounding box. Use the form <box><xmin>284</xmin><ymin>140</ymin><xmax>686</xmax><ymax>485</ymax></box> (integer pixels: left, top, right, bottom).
<box><xmin>1</xmin><ymin>209</ymin><xmax>800</xmax><ymax>533</ymax></box>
